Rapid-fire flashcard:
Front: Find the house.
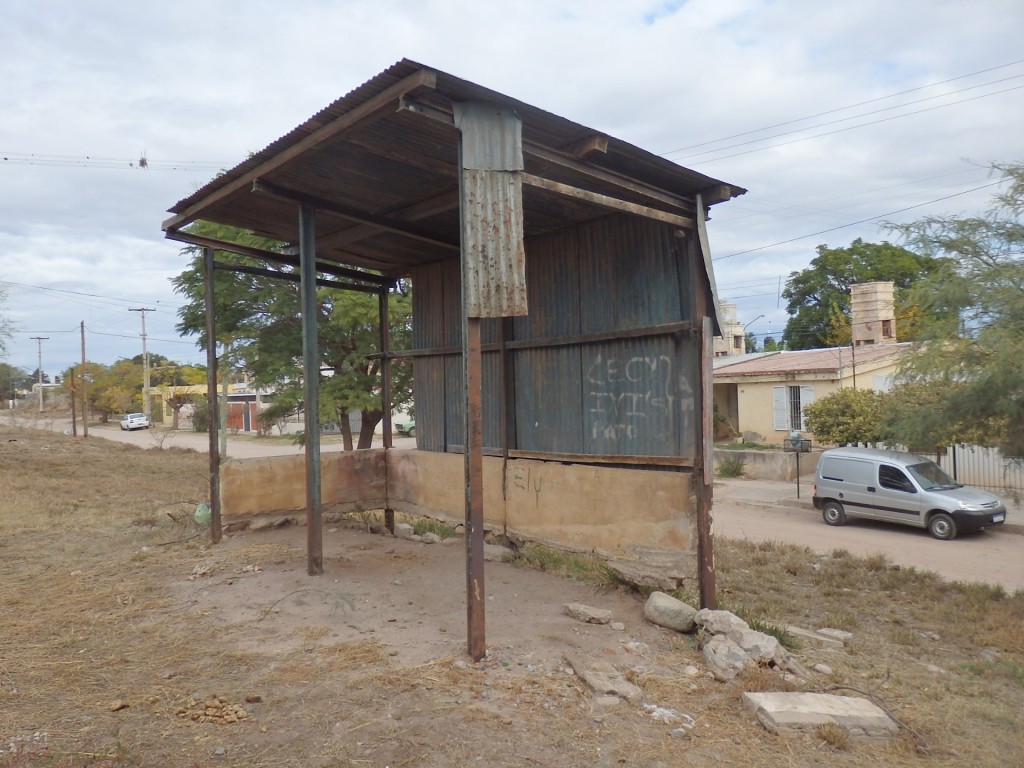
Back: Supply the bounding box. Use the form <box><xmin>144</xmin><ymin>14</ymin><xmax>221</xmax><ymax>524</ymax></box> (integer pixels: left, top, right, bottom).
<box><xmin>162</xmin><ymin>60</ymin><xmax>745</xmax><ymax>655</ymax></box>
<box><xmin>713</xmin><ymin>343</ymin><xmax>910</xmax><ymax>443</ymax></box>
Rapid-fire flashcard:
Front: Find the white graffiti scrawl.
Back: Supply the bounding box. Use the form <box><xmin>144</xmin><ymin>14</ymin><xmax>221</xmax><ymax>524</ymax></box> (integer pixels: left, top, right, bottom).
<box><xmin>586</xmin><ymin>352</ymin><xmax>686</xmax><ymax>444</ymax></box>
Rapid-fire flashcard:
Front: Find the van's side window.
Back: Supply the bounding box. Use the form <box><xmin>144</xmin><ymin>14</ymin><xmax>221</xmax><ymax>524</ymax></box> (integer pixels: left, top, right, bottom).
<box><xmin>879</xmin><ymin>465</ymin><xmax>914</xmax><ymax>493</ymax></box>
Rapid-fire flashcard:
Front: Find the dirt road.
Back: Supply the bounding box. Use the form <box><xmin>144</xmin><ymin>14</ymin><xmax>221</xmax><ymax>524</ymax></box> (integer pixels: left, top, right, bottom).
<box><xmin>22</xmin><ymin>417</ymin><xmax>1023</xmax><ymax>591</ymax></box>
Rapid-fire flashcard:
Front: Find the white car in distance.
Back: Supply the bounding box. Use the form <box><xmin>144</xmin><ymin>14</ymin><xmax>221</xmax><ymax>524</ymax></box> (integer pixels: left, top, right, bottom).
<box><xmin>120</xmin><ymin>413</ymin><xmax>151</xmax><ymax>431</ymax></box>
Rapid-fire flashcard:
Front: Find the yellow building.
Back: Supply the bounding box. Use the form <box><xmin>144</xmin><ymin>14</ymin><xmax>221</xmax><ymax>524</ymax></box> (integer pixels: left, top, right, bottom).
<box><xmin>713</xmin><ymin>343</ymin><xmax>910</xmax><ymax>444</ymax></box>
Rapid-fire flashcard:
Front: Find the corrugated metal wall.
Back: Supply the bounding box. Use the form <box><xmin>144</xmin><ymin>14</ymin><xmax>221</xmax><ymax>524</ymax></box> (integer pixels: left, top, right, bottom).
<box><xmin>411</xmin><ymin>213</ymin><xmax>700</xmax><ymax>461</ymax></box>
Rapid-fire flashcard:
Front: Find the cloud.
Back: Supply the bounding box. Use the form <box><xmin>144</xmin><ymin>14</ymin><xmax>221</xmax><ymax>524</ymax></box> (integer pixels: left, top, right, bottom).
<box><xmin>1</xmin><ymin>0</ymin><xmax>1022</xmax><ymax>370</ymax></box>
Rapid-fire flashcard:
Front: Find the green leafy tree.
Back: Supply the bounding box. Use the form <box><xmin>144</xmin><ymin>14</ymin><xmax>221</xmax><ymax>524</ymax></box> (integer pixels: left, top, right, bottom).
<box><xmin>0</xmin><ymin>362</ymin><xmax>26</xmax><ymax>402</ymax></box>
<box><xmin>883</xmin><ymin>162</ymin><xmax>1024</xmax><ymax>456</ymax></box>
<box><xmin>762</xmin><ymin>336</ymin><xmax>782</xmax><ymax>352</ymax></box>
<box><xmin>172</xmin><ymin>221</ymin><xmax>413</xmax><ymax>449</ymax></box>
<box><xmin>781</xmin><ymin>239</ymin><xmax>944</xmax><ymax>350</ymax></box>
<box><xmin>744</xmin><ymin>332</ymin><xmax>758</xmax><ymax>353</ymax></box>
<box><xmin>879</xmin><ymin>381</ymin><xmax>994</xmax><ymax>451</ymax></box>
<box><xmin>803</xmin><ymin>388</ymin><xmax>884</xmax><ymax>446</ymax></box>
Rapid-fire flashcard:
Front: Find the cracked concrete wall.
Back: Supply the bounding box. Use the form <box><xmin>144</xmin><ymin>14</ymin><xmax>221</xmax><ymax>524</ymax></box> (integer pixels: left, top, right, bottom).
<box><xmin>220</xmin><ymin>448</ymin><xmax>697</xmax><ymax>586</ymax></box>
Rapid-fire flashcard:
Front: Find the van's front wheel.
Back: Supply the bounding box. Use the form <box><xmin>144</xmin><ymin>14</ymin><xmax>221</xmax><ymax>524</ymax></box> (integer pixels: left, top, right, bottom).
<box><xmin>928</xmin><ymin>512</ymin><xmax>958</xmax><ymax>540</ymax></box>
<box><xmin>822</xmin><ymin>501</ymin><xmax>846</xmax><ymax>526</ymax></box>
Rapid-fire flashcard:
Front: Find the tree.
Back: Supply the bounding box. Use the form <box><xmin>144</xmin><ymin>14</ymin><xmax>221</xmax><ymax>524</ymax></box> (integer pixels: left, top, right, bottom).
<box><xmin>172</xmin><ymin>221</ymin><xmax>414</xmax><ymax>449</ymax></box>
<box><xmin>744</xmin><ymin>332</ymin><xmax>758</xmax><ymax>353</ymax></box>
<box><xmin>781</xmin><ymin>239</ymin><xmax>944</xmax><ymax>350</ymax></box>
<box><xmin>883</xmin><ymin>162</ymin><xmax>1024</xmax><ymax>456</ymax></box>
<box><xmin>762</xmin><ymin>336</ymin><xmax>782</xmax><ymax>352</ymax></box>
<box><xmin>803</xmin><ymin>388</ymin><xmax>884</xmax><ymax>446</ymax></box>
<box><xmin>0</xmin><ymin>362</ymin><xmax>26</xmax><ymax>402</ymax></box>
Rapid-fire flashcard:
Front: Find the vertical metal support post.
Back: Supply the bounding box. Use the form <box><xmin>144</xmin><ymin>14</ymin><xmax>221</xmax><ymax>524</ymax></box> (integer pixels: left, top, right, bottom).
<box><xmin>464</xmin><ymin>314</ymin><xmax>486</xmax><ymax>661</ymax></box>
<box><xmin>697</xmin><ymin>317</ymin><xmax>717</xmax><ymax>608</ymax></box>
<box><xmin>379</xmin><ymin>288</ymin><xmax>395</xmax><ymax>534</ymax></box>
<box><xmin>299</xmin><ymin>203</ymin><xmax>323</xmax><ymax>576</ymax></box>
<box><xmin>203</xmin><ymin>247</ymin><xmax>222</xmax><ymax>544</ymax></box>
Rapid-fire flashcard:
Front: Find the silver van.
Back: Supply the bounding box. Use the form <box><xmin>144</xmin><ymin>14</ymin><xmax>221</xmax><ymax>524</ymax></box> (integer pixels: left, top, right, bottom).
<box><xmin>812</xmin><ymin>447</ymin><xmax>1006</xmax><ymax>540</ymax></box>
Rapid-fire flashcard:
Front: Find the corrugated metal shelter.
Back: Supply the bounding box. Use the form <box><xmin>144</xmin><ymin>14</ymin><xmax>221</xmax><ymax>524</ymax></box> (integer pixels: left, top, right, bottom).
<box><xmin>163</xmin><ymin>60</ymin><xmax>744</xmax><ymax>660</ymax></box>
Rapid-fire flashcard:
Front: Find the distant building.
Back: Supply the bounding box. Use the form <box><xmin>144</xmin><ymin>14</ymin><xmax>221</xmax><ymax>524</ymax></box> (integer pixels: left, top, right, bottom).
<box><xmin>712</xmin><ymin>302</ymin><xmax>747</xmax><ymax>357</ymax></box>
<box><xmin>851</xmin><ymin>281</ymin><xmax>897</xmax><ymax>347</ymax></box>
<box><xmin>713</xmin><ymin>281</ymin><xmax>904</xmax><ymax>442</ymax></box>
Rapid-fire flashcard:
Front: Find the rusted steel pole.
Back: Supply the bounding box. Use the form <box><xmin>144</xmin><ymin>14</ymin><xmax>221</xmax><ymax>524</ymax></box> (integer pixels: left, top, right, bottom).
<box><xmin>299</xmin><ymin>203</ymin><xmax>323</xmax><ymax>576</ymax></box>
<box><xmin>203</xmin><ymin>247</ymin><xmax>222</xmax><ymax>544</ymax></box>
<box><xmin>464</xmin><ymin>315</ymin><xmax>486</xmax><ymax>661</ymax></box>
<box><xmin>697</xmin><ymin>316</ymin><xmax>716</xmax><ymax>608</ymax></box>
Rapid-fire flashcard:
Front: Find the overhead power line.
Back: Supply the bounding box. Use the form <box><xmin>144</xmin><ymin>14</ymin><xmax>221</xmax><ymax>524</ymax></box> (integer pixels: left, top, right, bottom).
<box><xmin>714</xmin><ymin>180</ymin><xmax>1006</xmax><ymax>261</ymax></box>
<box><xmin>661</xmin><ymin>57</ymin><xmax>1024</xmax><ymax>157</ymax></box>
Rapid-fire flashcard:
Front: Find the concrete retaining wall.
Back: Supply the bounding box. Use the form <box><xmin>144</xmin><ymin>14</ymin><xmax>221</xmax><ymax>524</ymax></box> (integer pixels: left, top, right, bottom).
<box><xmin>219</xmin><ymin>448</ymin><xmax>699</xmax><ymax>590</ymax></box>
<box><xmin>713</xmin><ymin>448</ymin><xmax>821</xmax><ymax>481</ymax></box>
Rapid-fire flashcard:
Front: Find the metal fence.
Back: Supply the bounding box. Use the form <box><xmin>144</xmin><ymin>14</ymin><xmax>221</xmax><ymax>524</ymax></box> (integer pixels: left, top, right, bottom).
<box><xmin>936</xmin><ymin>444</ymin><xmax>1024</xmax><ymax>502</ymax></box>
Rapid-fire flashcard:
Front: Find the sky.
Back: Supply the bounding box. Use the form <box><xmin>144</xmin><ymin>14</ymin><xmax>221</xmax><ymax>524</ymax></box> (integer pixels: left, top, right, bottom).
<box><xmin>2</xmin><ymin>0</ymin><xmax>1022</xmax><ymax>377</ymax></box>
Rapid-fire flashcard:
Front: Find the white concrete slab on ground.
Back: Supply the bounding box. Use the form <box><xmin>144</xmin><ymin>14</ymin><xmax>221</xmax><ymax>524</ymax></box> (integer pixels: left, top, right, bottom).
<box><xmin>742</xmin><ymin>692</ymin><xmax>899</xmax><ymax>741</ymax></box>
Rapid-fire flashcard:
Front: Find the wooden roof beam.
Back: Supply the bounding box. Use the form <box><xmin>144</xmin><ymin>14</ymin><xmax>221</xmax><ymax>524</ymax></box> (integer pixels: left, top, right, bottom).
<box><xmin>523</xmin><ymin>173</ymin><xmax>694</xmax><ymax>229</ymax></box>
<box><xmin>396</xmin><ymin>96</ymin><xmax>695</xmax><ymax>217</ymax></box>
<box><xmin>251</xmin><ymin>179</ymin><xmax>459</xmax><ymax>252</ymax></box>
<box><xmin>162</xmin><ymin>69</ymin><xmax>438</xmax><ymax>232</ymax></box>
<box><xmin>164</xmin><ymin>230</ymin><xmax>395</xmax><ymax>287</ymax></box>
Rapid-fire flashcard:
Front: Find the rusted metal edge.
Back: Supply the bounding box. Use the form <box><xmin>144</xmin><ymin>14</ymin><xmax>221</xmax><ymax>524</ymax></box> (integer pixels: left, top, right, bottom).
<box><xmin>166</xmin><ymin>229</ymin><xmax>394</xmax><ymax>287</ymax></box>
<box><xmin>162</xmin><ymin>69</ymin><xmax>438</xmax><ymax>231</ymax></box>
<box><xmin>252</xmin><ymin>179</ymin><xmax>459</xmax><ymax>253</ymax></box>
<box><xmin>523</xmin><ymin>173</ymin><xmax>694</xmax><ymax>229</ymax></box>
<box><xmin>397</xmin><ymin>96</ymin><xmax>698</xmax><ymax>216</ymax></box>
<box><xmin>212</xmin><ymin>261</ymin><xmax>383</xmax><ymax>295</ymax></box>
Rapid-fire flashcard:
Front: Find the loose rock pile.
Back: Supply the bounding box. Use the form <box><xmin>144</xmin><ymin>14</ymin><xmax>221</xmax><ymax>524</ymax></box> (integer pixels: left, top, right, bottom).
<box><xmin>176</xmin><ymin>695</ymin><xmax>250</xmax><ymax>724</ymax></box>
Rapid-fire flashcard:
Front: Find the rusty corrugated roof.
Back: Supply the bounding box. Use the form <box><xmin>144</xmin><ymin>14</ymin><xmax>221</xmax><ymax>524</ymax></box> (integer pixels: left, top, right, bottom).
<box><xmin>713</xmin><ymin>343</ymin><xmax>911</xmax><ymax>378</ymax></box>
<box><xmin>163</xmin><ymin>59</ymin><xmax>745</xmax><ymax>279</ymax></box>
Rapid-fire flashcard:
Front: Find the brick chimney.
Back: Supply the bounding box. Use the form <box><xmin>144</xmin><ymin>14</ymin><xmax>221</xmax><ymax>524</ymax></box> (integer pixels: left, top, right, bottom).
<box><xmin>851</xmin><ymin>281</ymin><xmax>896</xmax><ymax>346</ymax></box>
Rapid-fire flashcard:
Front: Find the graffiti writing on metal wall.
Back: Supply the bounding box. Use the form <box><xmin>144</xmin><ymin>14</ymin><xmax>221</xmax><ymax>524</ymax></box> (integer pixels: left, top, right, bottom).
<box><xmin>586</xmin><ymin>352</ymin><xmax>690</xmax><ymax>444</ymax></box>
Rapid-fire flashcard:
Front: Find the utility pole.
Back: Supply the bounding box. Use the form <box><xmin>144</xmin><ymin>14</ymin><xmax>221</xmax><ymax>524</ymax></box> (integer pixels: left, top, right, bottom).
<box><xmin>30</xmin><ymin>336</ymin><xmax>48</xmax><ymax>413</ymax></box>
<box><xmin>130</xmin><ymin>307</ymin><xmax>155</xmax><ymax>418</ymax></box>
<box><xmin>81</xmin><ymin>321</ymin><xmax>89</xmax><ymax>438</ymax></box>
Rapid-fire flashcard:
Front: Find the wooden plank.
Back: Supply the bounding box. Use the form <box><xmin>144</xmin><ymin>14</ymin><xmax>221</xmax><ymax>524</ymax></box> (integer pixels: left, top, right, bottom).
<box><xmin>507</xmin><ymin>450</ymin><xmax>694</xmax><ymax>467</ymax></box>
<box><xmin>162</xmin><ymin>69</ymin><xmax>437</xmax><ymax>232</ymax></box>
<box><xmin>524</xmin><ymin>142</ymin><xmax>695</xmax><ymax>214</ymax></box>
<box><xmin>522</xmin><ymin>173</ymin><xmax>694</xmax><ymax>229</ymax></box>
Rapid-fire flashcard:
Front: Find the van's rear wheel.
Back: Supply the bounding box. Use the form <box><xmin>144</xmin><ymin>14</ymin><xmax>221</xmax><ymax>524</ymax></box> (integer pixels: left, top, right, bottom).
<box><xmin>928</xmin><ymin>512</ymin><xmax>957</xmax><ymax>540</ymax></box>
<box><xmin>822</xmin><ymin>501</ymin><xmax>846</xmax><ymax>526</ymax></box>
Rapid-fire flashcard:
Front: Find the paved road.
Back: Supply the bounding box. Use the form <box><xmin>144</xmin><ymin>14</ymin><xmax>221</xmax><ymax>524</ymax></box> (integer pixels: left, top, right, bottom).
<box><xmin>713</xmin><ymin>478</ymin><xmax>1024</xmax><ymax>592</ymax></box>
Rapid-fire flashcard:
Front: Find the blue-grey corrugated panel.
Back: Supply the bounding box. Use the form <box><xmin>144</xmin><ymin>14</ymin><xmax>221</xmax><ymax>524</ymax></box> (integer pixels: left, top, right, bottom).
<box><xmin>512</xmin><ymin>226</ymin><xmax>580</xmax><ymax>341</ymax></box>
<box><xmin>582</xmin><ymin>336</ymin><xmax>697</xmax><ymax>458</ymax></box>
<box><xmin>514</xmin><ymin>345</ymin><xmax>584</xmax><ymax>453</ymax></box>
<box><xmin>444</xmin><ymin>354</ymin><xmax>464</xmax><ymax>448</ymax></box>
<box><xmin>411</xmin><ymin>264</ymin><xmax>445</xmax><ymax>348</ymax></box>
<box><xmin>482</xmin><ymin>350</ymin><xmax>504</xmax><ymax>450</ymax></box>
<box><xmin>577</xmin><ymin>215</ymin><xmax>687</xmax><ymax>333</ymax></box>
<box><xmin>411</xmin><ymin>263</ymin><xmax>448</xmax><ymax>451</ymax></box>
<box><xmin>413</xmin><ymin>357</ymin><xmax>445</xmax><ymax>452</ymax></box>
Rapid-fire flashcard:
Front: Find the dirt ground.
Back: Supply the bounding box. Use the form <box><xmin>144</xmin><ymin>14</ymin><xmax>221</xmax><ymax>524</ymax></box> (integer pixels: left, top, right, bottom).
<box><xmin>1</xmin><ymin>421</ymin><xmax>1022</xmax><ymax>767</ymax></box>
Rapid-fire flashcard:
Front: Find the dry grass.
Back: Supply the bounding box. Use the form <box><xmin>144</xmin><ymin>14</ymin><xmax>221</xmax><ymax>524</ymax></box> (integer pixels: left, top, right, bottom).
<box><xmin>1</xmin><ymin>422</ymin><xmax>1022</xmax><ymax>767</ymax></box>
